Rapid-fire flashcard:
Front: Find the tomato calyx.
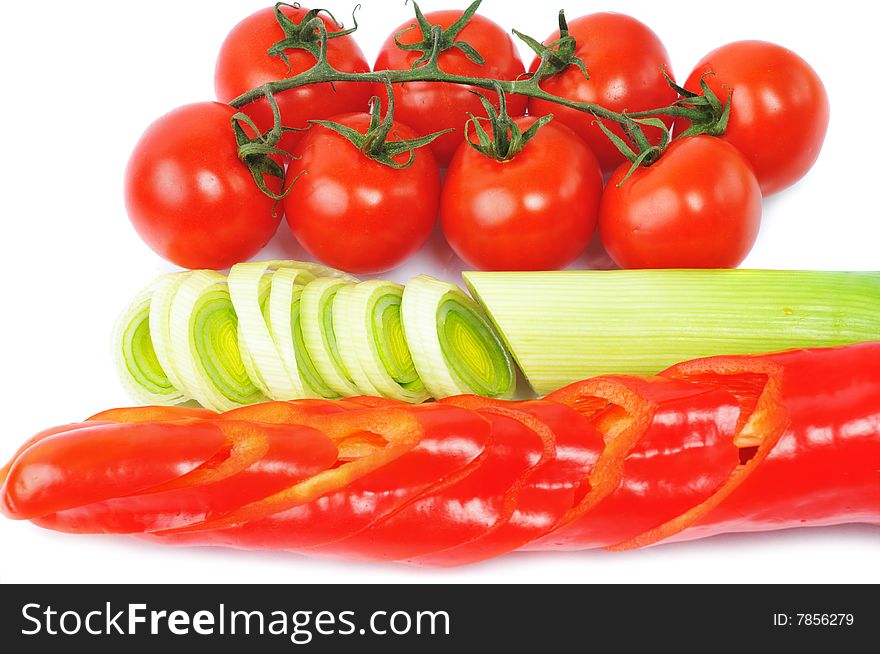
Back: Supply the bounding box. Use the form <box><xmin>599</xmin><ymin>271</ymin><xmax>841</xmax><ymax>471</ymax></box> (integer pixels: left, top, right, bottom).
<box><xmin>513</xmin><ymin>10</ymin><xmax>588</xmax><ymax>83</ymax></box>
<box><xmin>466</xmin><ymin>85</ymin><xmax>553</xmax><ymax>162</ymax></box>
<box><xmin>665</xmin><ymin>71</ymin><xmax>732</xmax><ymax>138</ymax></box>
<box><xmin>232</xmin><ymin>90</ymin><xmax>300</xmax><ymax>201</ymax></box>
<box><xmin>267</xmin><ymin>2</ymin><xmax>361</xmax><ymax>71</ymax></box>
<box><xmin>594</xmin><ymin>114</ymin><xmax>671</xmax><ymax>186</ymax></box>
<box><xmin>595</xmin><ymin>71</ymin><xmax>733</xmax><ymax>186</ymax></box>
<box><xmin>309</xmin><ymin>79</ymin><xmax>451</xmax><ymax>169</ymax></box>
<box><xmin>392</xmin><ymin>0</ymin><xmax>486</xmax><ymax>68</ymax></box>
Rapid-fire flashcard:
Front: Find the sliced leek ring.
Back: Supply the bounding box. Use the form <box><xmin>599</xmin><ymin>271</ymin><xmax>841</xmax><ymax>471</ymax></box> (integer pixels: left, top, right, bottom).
<box><xmin>147</xmin><ymin>272</ymin><xmax>192</xmax><ymax>398</ymax></box>
<box><xmin>112</xmin><ymin>274</ymin><xmax>187</xmax><ymax>405</ymax></box>
<box><xmin>402</xmin><ymin>274</ymin><xmax>515</xmax><ymax>399</ymax></box>
<box><xmin>113</xmin><ymin>262</ymin><xmax>520</xmax><ymax>409</ymax></box>
<box><xmin>268</xmin><ymin>268</ymin><xmax>339</xmax><ymax>399</ymax></box>
<box><xmin>228</xmin><ymin>261</ymin><xmax>316</xmax><ymax>399</ymax></box>
<box><xmin>169</xmin><ymin>270</ymin><xmax>265</xmax><ymax>412</ymax></box>
<box><xmin>300</xmin><ymin>277</ymin><xmax>360</xmax><ymax>397</ymax></box>
<box><xmin>333</xmin><ymin>280</ymin><xmax>429</xmax><ymax>403</ymax></box>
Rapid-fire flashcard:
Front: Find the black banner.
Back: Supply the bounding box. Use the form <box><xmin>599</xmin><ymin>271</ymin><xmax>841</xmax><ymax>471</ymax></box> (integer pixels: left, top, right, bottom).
<box><xmin>0</xmin><ymin>584</ymin><xmax>874</xmax><ymax>652</ymax></box>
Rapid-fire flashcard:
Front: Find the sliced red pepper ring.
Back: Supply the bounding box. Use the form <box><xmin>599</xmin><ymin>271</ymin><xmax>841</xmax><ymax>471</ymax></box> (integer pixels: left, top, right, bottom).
<box><xmin>414</xmin><ymin>398</ymin><xmax>605</xmax><ymax>567</ymax></box>
<box><xmin>33</xmin><ymin>421</ymin><xmax>338</xmax><ymax>534</ymax></box>
<box><xmin>222</xmin><ymin>400</ymin><xmax>389</xmax><ymax>460</ymax></box>
<box><xmin>0</xmin><ymin>422</ymin><xmax>113</xmax><ymax>488</ymax></box>
<box><xmin>88</xmin><ymin>406</ymin><xmax>217</xmax><ymax>422</ymax></box>
<box><xmin>307</xmin><ymin>406</ymin><xmax>549</xmax><ymax>562</ymax></box>
<box><xmin>529</xmin><ymin>376</ymin><xmax>658</xmax><ymax>542</ymax></box>
<box><xmin>221</xmin><ymin>399</ymin><xmax>353</xmax><ymax>423</ymax></box>
<box><xmin>555</xmin><ymin>384</ymin><xmax>741</xmax><ymax>550</ymax></box>
<box><xmin>341</xmin><ymin>396</ymin><xmax>407</xmax><ymax>408</ymax></box>
<box><xmin>151</xmin><ymin>405</ymin><xmax>489</xmax><ymax>548</ymax></box>
<box><xmin>527</xmin><ymin>375</ymin><xmax>741</xmax><ymax>550</ymax></box>
<box><xmin>2</xmin><ymin>420</ymin><xmax>228</xmax><ymax>520</ymax></box>
<box><xmin>621</xmin><ymin>344</ymin><xmax>880</xmax><ymax>546</ymax></box>
<box><xmin>607</xmin><ymin>357</ymin><xmax>788</xmax><ymax>550</ymax></box>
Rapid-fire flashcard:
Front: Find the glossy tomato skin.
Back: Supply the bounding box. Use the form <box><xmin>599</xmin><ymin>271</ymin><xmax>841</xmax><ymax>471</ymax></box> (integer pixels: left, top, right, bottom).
<box><xmin>678</xmin><ymin>41</ymin><xmax>829</xmax><ymax>196</ymax></box>
<box><xmin>215</xmin><ymin>5</ymin><xmax>372</xmax><ymax>154</ymax></box>
<box><xmin>528</xmin><ymin>13</ymin><xmax>677</xmax><ymax>174</ymax></box>
<box><xmin>375</xmin><ymin>11</ymin><xmax>526</xmax><ymax>167</ymax></box>
<box><xmin>124</xmin><ymin>102</ymin><xmax>280</xmax><ymax>270</ymax></box>
<box><xmin>441</xmin><ymin>117</ymin><xmax>603</xmax><ymax>271</ymax></box>
<box><xmin>599</xmin><ymin>136</ymin><xmax>762</xmax><ymax>269</ymax></box>
<box><xmin>284</xmin><ymin>114</ymin><xmax>440</xmax><ymax>274</ymax></box>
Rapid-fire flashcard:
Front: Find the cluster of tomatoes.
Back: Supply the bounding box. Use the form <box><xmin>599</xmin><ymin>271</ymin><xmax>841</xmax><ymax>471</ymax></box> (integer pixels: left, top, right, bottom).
<box><xmin>124</xmin><ymin>4</ymin><xmax>829</xmax><ymax>273</ymax></box>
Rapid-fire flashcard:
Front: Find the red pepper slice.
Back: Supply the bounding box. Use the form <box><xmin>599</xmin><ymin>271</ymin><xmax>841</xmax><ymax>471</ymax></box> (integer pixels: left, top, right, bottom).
<box><xmin>221</xmin><ymin>399</ymin><xmax>353</xmax><ymax>423</ymax></box>
<box><xmin>307</xmin><ymin>406</ymin><xmax>549</xmax><ymax>562</ymax></box>
<box><xmin>2</xmin><ymin>420</ymin><xmax>228</xmax><ymax>520</ymax></box>
<box><xmin>341</xmin><ymin>396</ymin><xmax>406</xmax><ymax>408</ymax></box>
<box><xmin>33</xmin><ymin>421</ymin><xmax>338</xmax><ymax>534</ymax></box>
<box><xmin>411</xmin><ymin>398</ymin><xmax>604</xmax><ymax>566</ymax></box>
<box><xmin>88</xmin><ymin>406</ymin><xmax>217</xmax><ymax>422</ymax></box>
<box><xmin>151</xmin><ymin>405</ymin><xmax>491</xmax><ymax>551</ymax></box>
<box><xmin>0</xmin><ymin>422</ymin><xmax>113</xmax><ymax>488</ymax></box>
<box><xmin>2</xmin><ymin>407</ymin><xmax>216</xmax><ymax>491</ymax></box>
<box><xmin>528</xmin><ymin>376</ymin><xmax>741</xmax><ymax>550</ymax></box>
<box><xmin>612</xmin><ymin>343</ymin><xmax>880</xmax><ymax>549</ymax></box>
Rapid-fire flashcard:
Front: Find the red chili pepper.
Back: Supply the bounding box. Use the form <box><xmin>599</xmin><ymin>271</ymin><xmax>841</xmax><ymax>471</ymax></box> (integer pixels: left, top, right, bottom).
<box><xmin>2</xmin><ymin>343</ymin><xmax>877</xmax><ymax>565</ymax></box>
<box><xmin>2</xmin><ymin>420</ymin><xmax>228</xmax><ymax>520</ymax></box>
<box><xmin>151</xmin><ymin>404</ymin><xmax>492</xmax><ymax>551</ymax></box>
<box><xmin>413</xmin><ymin>398</ymin><xmax>604</xmax><ymax>566</ymax></box>
<box><xmin>33</xmin><ymin>421</ymin><xmax>338</xmax><ymax>534</ymax></box>
<box><xmin>88</xmin><ymin>406</ymin><xmax>217</xmax><ymax>422</ymax></box>
<box><xmin>0</xmin><ymin>422</ymin><xmax>112</xmax><ymax>489</ymax></box>
<box><xmin>519</xmin><ymin>376</ymin><xmax>738</xmax><ymax>550</ymax></box>
<box><xmin>611</xmin><ymin>343</ymin><xmax>880</xmax><ymax>550</ymax></box>
<box><xmin>308</xmin><ymin>407</ymin><xmax>549</xmax><ymax>562</ymax></box>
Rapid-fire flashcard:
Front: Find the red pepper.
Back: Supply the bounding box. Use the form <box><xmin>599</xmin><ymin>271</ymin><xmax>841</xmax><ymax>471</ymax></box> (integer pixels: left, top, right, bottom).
<box><xmin>33</xmin><ymin>421</ymin><xmax>338</xmax><ymax>534</ymax></box>
<box><xmin>412</xmin><ymin>398</ymin><xmax>604</xmax><ymax>566</ymax></box>
<box><xmin>612</xmin><ymin>343</ymin><xmax>880</xmax><ymax>549</ymax></box>
<box><xmin>524</xmin><ymin>376</ymin><xmax>740</xmax><ymax>550</ymax></box>
<box><xmin>0</xmin><ymin>422</ymin><xmax>112</xmax><ymax>489</ymax></box>
<box><xmin>151</xmin><ymin>404</ymin><xmax>492</xmax><ymax>551</ymax></box>
<box><xmin>88</xmin><ymin>406</ymin><xmax>217</xmax><ymax>422</ymax></box>
<box><xmin>308</xmin><ymin>407</ymin><xmax>549</xmax><ymax>562</ymax></box>
<box><xmin>2</xmin><ymin>343</ymin><xmax>877</xmax><ymax>565</ymax></box>
<box><xmin>2</xmin><ymin>420</ymin><xmax>227</xmax><ymax>520</ymax></box>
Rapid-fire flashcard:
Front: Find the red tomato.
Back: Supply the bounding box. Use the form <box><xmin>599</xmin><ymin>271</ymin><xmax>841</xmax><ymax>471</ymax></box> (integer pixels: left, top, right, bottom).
<box><xmin>441</xmin><ymin>117</ymin><xmax>603</xmax><ymax>271</ymax></box>
<box><xmin>284</xmin><ymin>114</ymin><xmax>441</xmax><ymax>274</ymax></box>
<box><xmin>124</xmin><ymin>102</ymin><xmax>280</xmax><ymax>270</ymax></box>
<box><xmin>678</xmin><ymin>41</ymin><xmax>829</xmax><ymax>195</ymax></box>
<box><xmin>215</xmin><ymin>5</ymin><xmax>372</xmax><ymax>154</ymax></box>
<box><xmin>599</xmin><ymin>136</ymin><xmax>762</xmax><ymax>269</ymax></box>
<box><xmin>528</xmin><ymin>13</ymin><xmax>677</xmax><ymax>174</ymax></box>
<box><xmin>374</xmin><ymin>10</ymin><xmax>526</xmax><ymax>167</ymax></box>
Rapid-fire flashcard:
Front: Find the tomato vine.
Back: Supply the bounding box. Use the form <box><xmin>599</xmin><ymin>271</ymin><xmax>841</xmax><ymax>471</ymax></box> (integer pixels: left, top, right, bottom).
<box><xmin>230</xmin><ymin>1</ymin><xmax>728</xmax><ymax>188</ymax></box>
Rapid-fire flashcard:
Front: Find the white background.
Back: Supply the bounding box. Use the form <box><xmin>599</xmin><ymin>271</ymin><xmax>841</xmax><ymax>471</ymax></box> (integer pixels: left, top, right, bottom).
<box><xmin>0</xmin><ymin>0</ymin><xmax>877</xmax><ymax>584</ymax></box>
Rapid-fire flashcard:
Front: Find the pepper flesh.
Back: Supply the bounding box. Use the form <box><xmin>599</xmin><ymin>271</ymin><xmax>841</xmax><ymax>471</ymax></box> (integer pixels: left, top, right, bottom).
<box><xmin>152</xmin><ymin>404</ymin><xmax>492</xmax><ymax>551</ymax></box>
<box><xmin>611</xmin><ymin>343</ymin><xmax>880</xmax><ymax>549</ymax></box>
<box><xmin>1</xmin><ymin>343</ymin><xmax>877</xmax><ymax>565</ymax></box>
<box><xmin>33</xmin><ymin>422</ymin><xmax>338</xmax><ymax>533</ymax></box>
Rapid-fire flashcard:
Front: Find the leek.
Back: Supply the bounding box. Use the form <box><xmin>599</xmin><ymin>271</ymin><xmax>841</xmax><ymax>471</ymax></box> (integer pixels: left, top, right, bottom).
<box><xmin>147</xmin><ymin>272</ymin><xmax>192</xmax><ymax>398</ymax></box>
<box><xmin>112</xmin><ymin>275</ymin><xmax>187</xmax><ymax>405</ymax></box>
<box><xmin>114</xmin><ymin>263</ymin><xmax>520</xmax><ymax>408</ymax></box>
<box><xmin>268</xmin><ymin>268</ymin><xmax>340</xmax><ymax>399</ymax></box>
<box><xmin>402</xmin><ymin>275</ymin><xmax>515</xmax><ymax>399</ymax></box>
<box><xmin>333</xmin><ymin>280</ymin><xmax>430</xmax><ymax>403</ymax></box>
<box><xmin>228</xmin><ymin>261</ymin><xmax>316</xmax><ymax>399</ymax></box>
<box><xmin>464</xmin><ymin>269</ymin><xmax>880</xmax><ymax>395</ymax></box>
<box><xmin>168</xmin><ymin>270</ymin><xmax>266</xmax><ymax>412</ymax></box>
<box><xmin>300</xmin><ymin>277</ymin><xmax>360</xmax><ymax>397</ymax></box>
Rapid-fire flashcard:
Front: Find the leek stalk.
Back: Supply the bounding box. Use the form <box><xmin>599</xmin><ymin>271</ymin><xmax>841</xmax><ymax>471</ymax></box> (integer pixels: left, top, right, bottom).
<box><xmin>464</xmin><ymin>269</ymin><xmax>880</xmax><ymax>395</ymax></box>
